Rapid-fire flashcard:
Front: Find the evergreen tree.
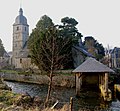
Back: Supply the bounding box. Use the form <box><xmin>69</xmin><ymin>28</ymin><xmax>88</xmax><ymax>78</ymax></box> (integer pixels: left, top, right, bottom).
<box><xmin>28</xmin><ymin>17</ymin><xmax>73</xmax><ymax>104</ymax></box>
<box><xmin>57</xmin><ymin>17</ymin><xmax>83</xmax><ymax>68</ymax></box>
<box><xmin>28</xmin><ymin>15</ymin><xmax>54</xmax><ymax>70</ymax></box>
<box><xmin>36</xmin><ymin>15</ymin><xmax>54</xmax><ymax>31</ymax></box>
<box><xmin>59</xmin><ymin>17</ymin><xmax>83</xmax><ymax>45</ymax></box>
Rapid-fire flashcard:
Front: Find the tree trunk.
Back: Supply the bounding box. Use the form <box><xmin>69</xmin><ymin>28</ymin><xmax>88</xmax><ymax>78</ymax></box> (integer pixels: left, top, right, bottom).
<box><xmin>45</xmin><ymin>71</ymin><xmax>53</xmax><ymax>104</ymax></box>
<box><xmin>44</xmin><ymin>31</ymin><xmax>54</xmax><ymax>107</ymax></box>
<box><xmin>105</xmin><ymin>73</ymin><xmax>108</xmax><ymax>93</ymax></box>
<box><xmin>76</xmin><ymin>73</ymin><xmax>82</xmax><ymax>97</ymax></box>
<box><xmin>46</xmin><ymin>74</ymin><xmax>52</xmax><ymax>101</ymax></box>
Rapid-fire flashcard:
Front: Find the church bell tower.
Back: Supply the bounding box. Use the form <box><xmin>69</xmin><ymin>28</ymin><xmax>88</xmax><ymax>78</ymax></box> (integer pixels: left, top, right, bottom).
<box><xmin>12</xmin><ymin>8</ymin><xmax>29</xmax><ymax>67</ymax></box>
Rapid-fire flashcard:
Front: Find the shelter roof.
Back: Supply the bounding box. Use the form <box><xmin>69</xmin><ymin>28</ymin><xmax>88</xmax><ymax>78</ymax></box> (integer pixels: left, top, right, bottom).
<box><xmin>72</xmin><ymin>57</ymin><xmax>114</xmax><ymax>73</ymax></box>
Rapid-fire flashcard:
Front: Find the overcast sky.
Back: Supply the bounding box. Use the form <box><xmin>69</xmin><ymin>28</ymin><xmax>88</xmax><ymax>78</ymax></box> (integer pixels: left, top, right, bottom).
<box><xmin>0</xmin><ymin>0</ymin><xmax>120</xmax><ymax>51</ymax></box>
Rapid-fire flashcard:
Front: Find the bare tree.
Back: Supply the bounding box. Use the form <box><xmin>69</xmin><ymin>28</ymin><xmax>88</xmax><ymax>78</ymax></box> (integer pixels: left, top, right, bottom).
<box><xmin>40</xmin><ymin>27</ymin><xmax>72</xmax><ymax>104</ymax></box>
<box><xmin>28</xmin><ymin>27</ymin><xmax>72</xmax><ymax>106</ymax></box>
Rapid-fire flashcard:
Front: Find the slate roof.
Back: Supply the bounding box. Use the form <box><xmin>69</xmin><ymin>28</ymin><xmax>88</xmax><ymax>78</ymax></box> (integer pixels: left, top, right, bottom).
<box><xmin>14</xmin><ymin>8</ymin><xmax>28</xmax><ymax>25</ymax></box>
<box><xmin>73</xmin><ymin>46</ymin><xmax>94</xmax><ymax>57</ymax></box>
<box><xmin>72</xmin><ymin>57</ymin><xmax>114</xmax><ymax>73</ymax></box>
<box><xmin>3</xmin><ymin>51</ymin><xmax>10</xmax><ymax>58</ymax></box>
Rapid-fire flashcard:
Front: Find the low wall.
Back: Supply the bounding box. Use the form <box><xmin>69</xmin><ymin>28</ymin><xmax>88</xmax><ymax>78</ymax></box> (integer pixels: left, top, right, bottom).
<box><xmin>0</xmin><ymin>73</ymin><xmax>75</xmax><ymax>88</ymax></box>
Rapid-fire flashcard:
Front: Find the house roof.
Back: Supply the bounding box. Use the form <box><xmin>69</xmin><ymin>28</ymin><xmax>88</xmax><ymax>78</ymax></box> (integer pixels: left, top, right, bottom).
<box><xmin>3</xmin><ymin>51</ymin><xmax>10</xmax><ymax>58</ymax></box>
<box><xmin>72</xmin><ymin>57</ymin><xmax>114</xmax><ymax>73</ymax></box>
<box><xmin>73</xmin><ymin>46</ymin><xmax>94</xmax><ymax>57</ymax></box>
<box><xmin>111</xmin><ymin>47</ymin><xmax>120</xmax><ymax>53</ymax></box>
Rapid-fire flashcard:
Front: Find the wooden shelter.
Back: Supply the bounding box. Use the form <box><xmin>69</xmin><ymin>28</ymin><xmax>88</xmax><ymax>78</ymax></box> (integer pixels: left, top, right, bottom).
<box><xmin>72</xmin><ymin>57</ymin><xmax>114</xmax><ymax>101</ymax></box>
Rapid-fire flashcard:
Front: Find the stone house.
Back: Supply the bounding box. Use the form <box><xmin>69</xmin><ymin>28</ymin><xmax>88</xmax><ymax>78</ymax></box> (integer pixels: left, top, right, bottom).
<box><xmin>72</xmin><ymin>46</ymin><xmax>93</xmax><ymax>68</ymax></box>
<box><xmin>0</xmin><ymin>51</ymin><xmax>10</xmax><ymax>69</ymax></box>
<box><xmin>110</xmin><ymin>47</ymin><xmax>120</xmax><ymax>68</ymax></box>
<box><xmin>72</xmin><ymin>36</ymin><xmax>102</xmax><ymax>68</ymax></box>
<box><xmin>84</xmin><ymin>36</ymin><xmax>98</xmax><ymax>57</ymax></box>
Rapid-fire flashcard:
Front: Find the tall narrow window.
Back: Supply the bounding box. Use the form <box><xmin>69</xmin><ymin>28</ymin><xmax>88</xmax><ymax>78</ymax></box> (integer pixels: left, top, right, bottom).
<box><xmin>17</xmin><ymin>27</ymin><xmax>19</xmax><ymax>31</ymax></box>
<box><xmin>25</xmin><ymin>27</ymin><xmax>26</xmax><ymax>31</ymax></box>
<box><xmin>20</xmin><ymin>58</ymin><xmax>22</xmax><ymax>63</ymax></box>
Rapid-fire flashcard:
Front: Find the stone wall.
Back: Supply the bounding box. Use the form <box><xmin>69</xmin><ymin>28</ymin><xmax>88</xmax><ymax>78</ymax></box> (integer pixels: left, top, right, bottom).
<box><xmin>0</xmin><ymin>73</ymin><xmax>75</xmax><ymax>88</ymax></box>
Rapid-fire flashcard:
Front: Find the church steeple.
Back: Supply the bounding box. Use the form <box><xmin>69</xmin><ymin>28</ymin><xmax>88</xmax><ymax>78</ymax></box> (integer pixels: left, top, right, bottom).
<box><xmin>14</xmin><ymin>8</ymin><xmax>28</xmax><ymax>25</ymax></box>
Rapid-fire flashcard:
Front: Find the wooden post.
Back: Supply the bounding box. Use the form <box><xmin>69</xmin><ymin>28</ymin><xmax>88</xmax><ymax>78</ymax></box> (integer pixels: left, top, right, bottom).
<box><xmin>105</xmin><ymin>73</ymin><xmax>108</xmax><ymax>93</ymax></box>
<box><xmin>101</xmin><ymin>74</ymin><xmax>102</xmax><ymax>85</ymax></box>
<box><xmin>114</xmin><ymin>49</ymin><xmax>117</xmax><ymax>68</ymax></box>
<box><xmin>114</xmin><ymin>84</ymin><xmax>116</xmax><ymax>98</ymax></box>
<box><xmin>76</xmin><ymin>73</ymin><xmax>82</xmax><ymax>97</ymax></box>
<box><xmin>80</xmin><ymin>73</ymin><xmax>82</xmax><ymax>89</ymax></box>
<box><xmin>99</xmin><ymin>74</ymin><xmax>101</xmax><ymax>87</ymax></box>
<box><xmin>0</xmin><ymin>78</ymin><xmax>2</xmax><ymax>84</ymax></box>
<box><xmin>69</xmin><ymin>97</ymin><xmax>73</xmax><ymax>111</ymax></box>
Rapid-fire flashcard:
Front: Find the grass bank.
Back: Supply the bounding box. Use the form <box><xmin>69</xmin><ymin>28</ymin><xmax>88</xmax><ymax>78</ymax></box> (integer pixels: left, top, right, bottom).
<box><xmin>0</xmin><ymin>88</ymin><xmax>70</xmax><ymax>111</ymax></box>
<box><xmin>0</xmin><ymin>69</ymin><xmax>75</xmax><ymax>88</ymax></box>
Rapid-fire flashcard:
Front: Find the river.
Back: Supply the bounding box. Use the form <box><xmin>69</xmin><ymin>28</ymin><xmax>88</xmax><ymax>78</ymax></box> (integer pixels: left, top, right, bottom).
<box><xmin>5</xmin><ymin>81</ymin><xmax>120</xmax><ymax>111</ymax></box>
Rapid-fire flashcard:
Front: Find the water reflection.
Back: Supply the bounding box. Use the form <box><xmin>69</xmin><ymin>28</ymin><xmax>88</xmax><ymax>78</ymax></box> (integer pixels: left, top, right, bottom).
<box><xmin>5</xmin><ymin>81</ymin><xmax>120</xmax><ymax>111</ymax></box>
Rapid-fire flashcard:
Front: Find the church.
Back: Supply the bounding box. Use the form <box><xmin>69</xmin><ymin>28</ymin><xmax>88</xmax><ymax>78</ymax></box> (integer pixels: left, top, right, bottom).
<box><xmin>12</xmin><ymin>8</ymin><xmax>31</xmax><ymax>69</ymax></box>
<box><xmin>11</xmin><ymin>8</ymin><xmax>98</xmax><ymax>70</ymax></box>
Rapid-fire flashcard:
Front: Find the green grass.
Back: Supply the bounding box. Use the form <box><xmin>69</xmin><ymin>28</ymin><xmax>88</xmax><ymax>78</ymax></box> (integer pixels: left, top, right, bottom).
<box><xmin>0</xmin><ymin>70</ymin><xmax>18</xmax><ymax>74</ymax></box>
<box><xmin>54</xmin><ymin>69</ymin><xmax>74</xmax><ymax>76</ymax></box>
<box><xmin>0</xmin><ymin>69</ymin><xmax>33</xmax><ymax>75</ymax></box>
<box><xmin>0</xmin><ymin>69</ymin><xmax>74</xmax><ymax>77</ymax></box>
<box><xmin>0</xmin><ymin>90</ymin><xmax>20</xmax><ymax>105</ymax></box>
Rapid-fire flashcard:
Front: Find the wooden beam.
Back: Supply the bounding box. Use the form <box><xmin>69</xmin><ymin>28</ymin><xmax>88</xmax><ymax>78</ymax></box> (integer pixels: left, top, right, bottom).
<box><xmin>105</xmin><ymin>73</ymin><xmax>108</xmax><ymax>93</ymax></box>
<box><xmin>76</xmin><ymin>72</ymin><xmax>82</xmax><ymax>97</ymax></box>
<box><xmin>69</xmin><ymin>97</ymin><xmax>73</xmax><ymax>111</ymax></box>
<box><xmin>101</xmin><ymin>74</ymin><xmax>103</xmax><ymax>85</ymax></box>
<box><xmin>99</xmin><ymin>74</ymin><xmax>101</xmax><ymax>87</ymax></box>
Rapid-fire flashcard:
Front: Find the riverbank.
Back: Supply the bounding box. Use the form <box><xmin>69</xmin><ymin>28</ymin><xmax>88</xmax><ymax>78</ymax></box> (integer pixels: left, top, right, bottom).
<box><xmin>0</xmin><ymin>72</ymin><xmax>75</xmax><ymax>88</ymax></box>
<box><xmin>1</xmin><ymin>80</ymin><xmax>120</xmax><ymax>111</ymax></box>
<box><xmin>1</xmin><ymin>71</ymin><xmax>120</xmax><ymax>110</ymax></box>
<box><xmin>0</xmin><ymin>82</ymin><xmax>70</xmax><ymax>111</ymax></box>
<box><xmin>0</xmin><ymin>71</ymin><xmax>74</xmax><ymax>110</ymax></box>
<box><xmin>3</xmin><ymin>81</ymin><xmax>116</xmax><ymax>111</ymax></box>
<box><xmin>0</xmin><ymin>90</ymin><xmax>70</xmax><ymax>111</ymax></box>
